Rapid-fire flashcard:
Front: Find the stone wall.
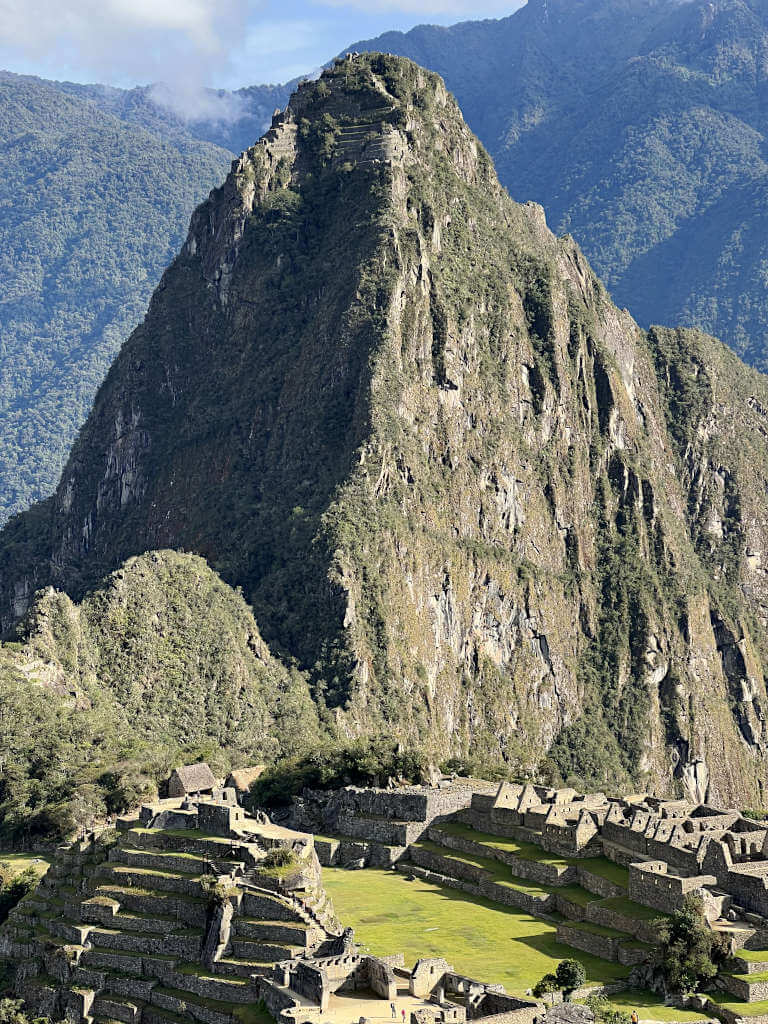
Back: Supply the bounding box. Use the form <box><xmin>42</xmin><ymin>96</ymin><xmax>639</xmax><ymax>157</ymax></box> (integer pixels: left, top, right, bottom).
<box><xmin>583</xmin><ymin>902</ymin><xmax>661</xmax><ymax>944</ymax></box>
<box><xmin>575</xmin><ymin>868</ymin><xmax>624</xmax><ymax>899</ymax></box>
<box><xmin>718</xmin><ymin>973</ymin><xmax>768</xmax><ymax>1002</ymax></box>
<box><xmin>150</xmin><ymin>987</ymin><xmax>232</xmax><ymax>1024</ymax></box>
<box><xmin>242</xmin><ymin>891</ymin><xmax>305</xmax><ymax>922</ymax></box>
<box><xmin>293</xmin><ymin>960</ymin><xmax>330</xmax><ymax>1008</ymax></box>
<box><xmin>426</xmin><ymin>827</ymin><xmax>575</xmax><ymax>886</ymax></box>
<box><xmin>471</xmin><ymin>996</ymin><xmax>539</xmax><ymax>1024</ymax></box>
<box><xmin>628</xmin><ymin>863</ymin><xmax>715</xmax><ymax>915</ymax></box>
<box><xmin>555</xmin><ymin>924</ymin><xmax>621</xmax><ymax>962</ymax></box>
<box><xmin>365</xmin><ymin>956</ymin><xmax>398</xmax><ymax>999</ymax></box>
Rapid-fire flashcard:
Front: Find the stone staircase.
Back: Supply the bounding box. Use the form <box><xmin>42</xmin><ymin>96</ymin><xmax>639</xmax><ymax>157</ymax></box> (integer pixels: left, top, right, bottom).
<box><xmin>2</xmin><ymin>825</ymin><xmax>340</xmax><ymax>1024</ymax></box>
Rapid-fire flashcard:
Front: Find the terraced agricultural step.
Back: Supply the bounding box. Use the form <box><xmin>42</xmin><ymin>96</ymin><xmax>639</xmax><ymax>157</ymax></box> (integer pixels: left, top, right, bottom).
<box><xmin>90</xmin><ymin>927</ymin><xmax>202</xmax><ymax>958</ymax></box>
<box><xmin>556</xmin><ymin>920</ymin><xmax>627</xmax><ymax>962</ymax></box>
<box><xmin>81</xmin><ymin>949</ymin><xmax>146</xmax><ymax>977</ymax></box>
<box><xmin>583</xmin><ymin>897</ymin><xmax>665</xmax><ymax>943</ymax></box>
<box><xmin>230</xmin><ymin>938</ymin><xmax>299</xmax><ymax>961</ymax></box>
<box><xmin>111</xmin><ymin>913</ymin><xmax>185</xmax><ymax>935</ymax></box>
<box><xmin>47</xmin><ymin>919</ymin><xmax>92</xmax><ymax>944</ymax></box>
<box><xmin>143</xmin><ymin>1008</ymin><xmax>191</xmax><ymax>1024</ymax></box>
<box><xmin>211</xmin><ymin>958</ymin><xmax>273</xmax><ymax>979</ymax></box>
<box><xmin>96</xmin><ymin>865</ymin><xmax>203</xmax><ymax>898</ymax></box>
<box><xmin>93</xmin><ymin>886</ymin><xmax>207</xmax><ymax>926</ymax></box>
<box><xmin>240</xmin><ymin>890</ymin><xmax>305</xmax><ymax>923</ymax></box>
<box><xmin>111</xmin><ymin>848</ymin><xmax>212</xmax><ymax>876</ymax></box>
<box><xmin>102</xmin><ymin>972</ymin><xmax>158</xmax><ymax>1002</ymax></box>
<box><xmin>92</xmin><ymin>995</ymin><xmax>144</xmax><ymax>1024</ymax></box>
<box><xmin>167</xmin><ymin>969</ymin><xmax>260</xmax><ymax>1004</ymax></box>
<box><xmin>730</xmin><ymin>951</ymin><xmax>768</xmax><ymax>975</ymax></box>
<box><xmin>231</xmin><ymin>918</ymin><xmax>309</xmax><ymax>945</ymax></box>
<box><xmin>150</xmin><ymin>986</ymin><xmax>233</xmax><ymax>1024</ymax></box>
<box><xmin>719</xmin><ymin>970</ymin><xmax>768</xmax><ymax>1002</ymax></box>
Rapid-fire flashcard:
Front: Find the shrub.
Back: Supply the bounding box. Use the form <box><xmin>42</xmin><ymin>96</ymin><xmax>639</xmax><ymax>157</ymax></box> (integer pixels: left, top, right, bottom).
<box><xmin>586</xmin><ymin>995</ymin><xmax>632</xmax><ymax>1024</ymax></box>
<box><xmin>555</xmin><ymin>958</ymin><xmax>586</xmax><ymax>995</ymax></box>
<box><xmin>651</xmin><ymin>894</ymin><xmax>729</xmax><ymax>995</ymax></box>
<box><xmin>262</xmin><ymin>847</ymin><xmax>296</xmax><ymax>869</ymax></box>
<box><xmin>532</xmin><ymin>974</ymin><xmax>559</xmax><ymax>998</ymax></box>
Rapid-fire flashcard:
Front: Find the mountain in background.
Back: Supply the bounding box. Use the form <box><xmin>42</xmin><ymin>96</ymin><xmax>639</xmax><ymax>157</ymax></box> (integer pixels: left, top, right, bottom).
<box><xmin>5</xmin><ymin>0</ymin><xmax>768</xmax><ymax>527</ymax></box>
<box><xmin>2</xmin><ymin>55</ymin><xmax>768</xmax><ymax>824</ymax></box>
<box><xmin>0</xmin><ymin>72</ymin><xmax>293</xmax><ymax>525</ymax></box>
<box><xmin>349</xmin><ymin>0</ymin><xmax>768</xmax><ymax>369</ymax></box>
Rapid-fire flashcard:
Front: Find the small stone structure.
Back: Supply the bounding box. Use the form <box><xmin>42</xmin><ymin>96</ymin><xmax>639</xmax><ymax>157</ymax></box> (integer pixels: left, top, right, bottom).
<box><xmin>167</xmin><ymin>761</ymin><xmax>217</xmax><ymax>797</ymax></box>
<box><xmin>259</xmin><ymin>950</ymin><xmax>539</xmax><ymax>1024</ymax></box>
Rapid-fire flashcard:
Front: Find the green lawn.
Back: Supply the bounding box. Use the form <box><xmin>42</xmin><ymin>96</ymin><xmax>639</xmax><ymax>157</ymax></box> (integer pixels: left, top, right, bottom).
<box><xmin>323</xmin><ymin>867</ymin><xmax>628</xmax><ymax>996</ymax></box>
<box><xmin>591</xmin><ymin>990</ymin><xmax>709</xmax><ymax>1021</ymax></box>
<box><xmin>413</xmin><ymin>839</ymin><xmax>556</xmax><ymax>897</ymax></box>
<box><xmin>0</xmin><ymin>852</ymin><xmax>50</xmax><ymax>879</ymax></box>
<box><xmin>736</xmin><ymin>949</ymin><xmax>768</xmax><ymax>963</ymax></box>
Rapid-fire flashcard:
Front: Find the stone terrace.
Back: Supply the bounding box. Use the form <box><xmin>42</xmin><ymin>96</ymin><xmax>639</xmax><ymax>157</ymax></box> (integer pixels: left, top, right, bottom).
<box><xmin>0</xmin><ymin>796</ymin><xmax>341</xmax><ymax>1024</ymax></box>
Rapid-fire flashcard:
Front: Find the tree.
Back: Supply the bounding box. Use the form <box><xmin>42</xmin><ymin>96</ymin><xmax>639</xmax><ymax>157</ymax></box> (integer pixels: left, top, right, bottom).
<box><xmin>555</xmin><ymin>959</ymin><xmax>586</xmax><ymax>995</ymax></box>
<box><xmin>652</xmin><ymin>894</ymin><xmax>729</xmax><ymax>995</ymax></box>
<box><xmin>532</xmin><ymin>974</ymin><xmax>559</xmax><ymax>998</ymax></box>
<box><xmin>533</xmin><ymin>959</ymin><xmax>586</xmax><ymax>1000</ymax></box>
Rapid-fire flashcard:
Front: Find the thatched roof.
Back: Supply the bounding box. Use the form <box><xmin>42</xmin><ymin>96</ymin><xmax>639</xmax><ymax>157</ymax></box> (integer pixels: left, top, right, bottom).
<box><xmin>172</xmin><ymin>762</ymin><xmax>217</xmax><ymax>793</ymax></box>
<box><xmin>226</xmin><ymin>766</ymin><xmax>266</xmax><ymax>792</ymax></box>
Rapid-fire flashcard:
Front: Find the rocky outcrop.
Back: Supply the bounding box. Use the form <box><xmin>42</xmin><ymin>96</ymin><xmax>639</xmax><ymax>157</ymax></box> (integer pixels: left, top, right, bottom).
<box><xmin>3</xmin><ymin>54</ymin><xmax>768</xmax><ymax>802</ymax></box>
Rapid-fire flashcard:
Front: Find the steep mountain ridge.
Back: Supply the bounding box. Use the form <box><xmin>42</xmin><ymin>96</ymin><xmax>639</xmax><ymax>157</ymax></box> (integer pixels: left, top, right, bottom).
<box><xmin>3</xmin><ymin>55</ymin><xmax>768</xmax><ymax>805</ymax></box>
<box><xmin>349</xmin><ymin>0</ymin><xmax>768</xmax><ymax>369</ymax></box>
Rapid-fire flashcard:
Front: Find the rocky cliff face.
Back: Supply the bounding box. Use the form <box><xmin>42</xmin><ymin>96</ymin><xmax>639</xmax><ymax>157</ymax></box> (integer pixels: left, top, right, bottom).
<box><xmin>4</xmin><ymin>54</ymin><xmax>768</xmax><ymax>804</ymax></box>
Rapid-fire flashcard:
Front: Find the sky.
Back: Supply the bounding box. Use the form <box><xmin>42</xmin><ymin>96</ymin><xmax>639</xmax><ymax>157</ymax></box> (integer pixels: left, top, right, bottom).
<box><xmin>0</xmin><ymin>0</ymin><xmax>525</xmax><ymax>94</ymax></box>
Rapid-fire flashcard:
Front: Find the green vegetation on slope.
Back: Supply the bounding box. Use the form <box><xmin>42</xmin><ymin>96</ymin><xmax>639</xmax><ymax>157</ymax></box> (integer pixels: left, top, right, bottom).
<box><xmin>347</xmin><ymin>0</ymin><xmax>768</xmax><ymax>370</ymax></box>
<box><xmin>0</xmin><ymin>550</ymin><xmax>319</xmax><ymax>841</ymax></box>
<box><xmin>0</xmin><ymin>73</ymin><xmax>231</xmax><ymax>523</ymax></box>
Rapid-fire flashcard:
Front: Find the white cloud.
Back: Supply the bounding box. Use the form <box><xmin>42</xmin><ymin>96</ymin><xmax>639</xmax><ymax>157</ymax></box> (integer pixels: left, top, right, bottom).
<box><xmin>0</xmin><ymin>0</ymin><xmax>254</xmax><ymax>115</ymax></box>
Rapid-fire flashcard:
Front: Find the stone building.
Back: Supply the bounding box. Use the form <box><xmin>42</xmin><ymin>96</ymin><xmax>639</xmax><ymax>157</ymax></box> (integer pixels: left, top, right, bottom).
<box><xmin>167</xmin><ymin>761</ymin><xmax>217</xmax><ymax>797</ymax></box>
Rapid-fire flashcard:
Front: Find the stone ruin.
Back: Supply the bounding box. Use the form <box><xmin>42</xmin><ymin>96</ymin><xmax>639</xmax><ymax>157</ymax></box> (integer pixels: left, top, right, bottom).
<box><xmin>260</xmin><ymin>951</ymin><xmax>538</xmax><ymax>1024</ymax></box>
<box><xmin>287</xmin><ymin>775</ymin><xmax>768</xmax><ymax>929</ymax></box>
<box><xmin>0</xmin><ymin>784</ymin><xmax>542</xmax><ymax>1024</ymax></box>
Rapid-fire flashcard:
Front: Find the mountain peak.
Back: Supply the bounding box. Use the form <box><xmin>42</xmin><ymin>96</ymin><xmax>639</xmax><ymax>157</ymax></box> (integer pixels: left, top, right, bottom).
<box><xmin>3</xmin><ymin>50</ymin><xmax>768</xmax><ymax>805</ymax></box>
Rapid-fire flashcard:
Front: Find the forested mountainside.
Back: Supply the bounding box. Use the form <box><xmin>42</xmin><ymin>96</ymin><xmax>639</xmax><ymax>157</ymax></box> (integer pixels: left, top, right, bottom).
<box><xmin>0</xmin><ymin>75</ymin><xmax>227</xmax><ymax>525</ymax></box>
<box><xmin>2</xmin><ymin>54</ymin><xmax>768</xmax><ymax>813</ymax></box>
<box><xmin>349</xmin><ymin>0</ymin><xmax>768</xmax><ymax>371</ymax></box>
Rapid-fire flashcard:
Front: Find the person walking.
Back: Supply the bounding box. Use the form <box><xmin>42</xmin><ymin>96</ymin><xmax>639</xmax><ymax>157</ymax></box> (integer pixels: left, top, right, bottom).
<box><xmin>631</xmin><ymin>1011</ymin><xmax>639</xmax><ymax>1024</ymax></box>
<box><xmin>390</xmin><ymin>1004</ymin><xmax>396</xmax><ymax>1018</ymax></box>
<box><xmin>401</xmin><ymin>1009</ymin><xmax>406</xmax><ymax>1023</ymax></box>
